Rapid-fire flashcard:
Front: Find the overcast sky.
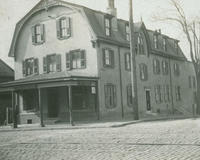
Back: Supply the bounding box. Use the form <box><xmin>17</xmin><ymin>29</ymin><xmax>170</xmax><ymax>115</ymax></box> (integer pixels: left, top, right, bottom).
<box><xmin>0</xmin><ymin>0</ymin><xmax>200</xmax><ymax>68</ymax></box>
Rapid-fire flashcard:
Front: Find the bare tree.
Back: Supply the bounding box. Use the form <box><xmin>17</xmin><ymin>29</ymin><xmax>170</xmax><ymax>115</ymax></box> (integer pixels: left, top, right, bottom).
<box><xmin>153</xmin><ymin>0</ymin><xmax>200</xmax><ymax>114</ymax></box>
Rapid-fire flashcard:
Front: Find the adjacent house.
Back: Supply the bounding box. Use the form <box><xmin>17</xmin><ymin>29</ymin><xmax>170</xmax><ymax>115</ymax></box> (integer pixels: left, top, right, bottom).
<box><xmin>0</xmin><ymin>0</ymin><xmax>196</xmax><ymax>125</ymax></box>
<box><xmin>0</xmin><ymin>59</ymin><xmax>14</xmax><ymax>125</ymax></box>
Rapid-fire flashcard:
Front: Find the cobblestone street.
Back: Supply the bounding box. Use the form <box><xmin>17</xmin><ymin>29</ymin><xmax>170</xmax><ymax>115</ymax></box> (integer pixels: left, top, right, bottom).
<box><xmin>0</xmin><ymin>119</ymin><xmax>200</xmax><ymax>160</ymax></box>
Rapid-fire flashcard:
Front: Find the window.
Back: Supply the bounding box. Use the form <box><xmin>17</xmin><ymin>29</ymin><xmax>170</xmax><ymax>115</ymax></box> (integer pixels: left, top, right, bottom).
<box><xmin>22</xmin><ymin>58</ymin><xmax>39</xmax><ymax>76</ymax></box>
<box><xmin>192</xmin><ymin>76</ymin><xmax>195</xmax><ymax>88</ymax></box>
<box><xmin>105</xmin><ymin>84</ymin><xmax>117</xmax><ymax>109</ymax></box>
<box><xmin>66</xmin><ymin>50</ymin><xmax>86</xmax><ymax>70</ymax></box>
<box><xmin>163</xmin><ymin>85</ymin><xmax>170</xmax><ymax>102</ymax></box>
<box><xmin>139</xmin><ymin>63</ymin><xmax>148</xmax><ymax>81</ymax></box>
<box><xmin>155</xmin><ymin>85</ymin><xmax>162</xmax><ymax>103</ymax></box>
<box><xmin>137</xmin><ymin>33</ymin><xmax>145</xmax><ymax>55</ymax></box>
<box><xmin>174</xmin><ymin>41</ymin><xmax>178</xmax><ymax>54</ymax></box>
<box><xmin>153</xmin><ymin>34</ymin><xmax>158</xmax><ymax>49</ymax></box>
<box><xmin>163</xmin><ymin>37</ymin><xmax>167</xmax><ymax>51</ymax></box>
<box><xmin>127</xmin><ymin>84</ymin><xmax>133</xmax><ymax>107</ymax></box>
<box><xmin>125</xmin><ymin>53</ymin><xmax>131</xmax><ymax>71</ymax></box>
<box><xmin>153</xmin><ymin>59</ymin><xmax>160</xmax><ymax>74</ymax></box>
<box><xmin>31</xmin><ymin>24</ymin><xmax>45</xmax><ymax>44</ymax></box>
<box><xmin>125</xmin><ymin>24</ymin><xmax>130</xmax><ymax>41</ymax></box>
<box><xmin>175</xmin><ymin>86</ymin><xmax>181</xmax><ymax>101</ymax></box>
<box><xmin>162</xmin><ymin>60</ymin><xmax>169</xmax><ymax>75</ymax></box>
<box><xmin>189</xmin><ymin>76</ymin><xmax>192</xmax><ymax>88</ymax></box>
<box><xmin>43</xmin><ymin>54</ymin><xmax>61</xmax><ymax>73</ymax></box>
<box><xmin>103</xmin><ymin>48</ymin><xmax>114</xmax><ymax>68</ymax></box>
<box><xmin>105</xmin><ymin>18</ymin><xmax>111</xmax><ymax>36</ymax></box>
<box><xmin>57</xmin><ymin>17</ymin><xmax>71</xmax><ymax>39</ymax></box>
<box><xmin>174</xmin><ymin>63</ymin><xmax>180</xmax><ymax>76</ymax></box>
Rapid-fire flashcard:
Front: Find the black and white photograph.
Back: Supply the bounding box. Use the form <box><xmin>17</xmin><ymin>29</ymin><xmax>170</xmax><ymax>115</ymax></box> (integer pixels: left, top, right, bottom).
<box><xmin>0</xmin><ymin>0</ymin><xmax>200</xmax><ymax>159</ymax></box>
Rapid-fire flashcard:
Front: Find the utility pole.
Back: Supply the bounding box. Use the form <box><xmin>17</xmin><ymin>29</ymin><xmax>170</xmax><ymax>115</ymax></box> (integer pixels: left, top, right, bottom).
<box><xmin>129</xmin><ymin>0</ymin><xmax>139</xmax><ymax>120</ymax></box>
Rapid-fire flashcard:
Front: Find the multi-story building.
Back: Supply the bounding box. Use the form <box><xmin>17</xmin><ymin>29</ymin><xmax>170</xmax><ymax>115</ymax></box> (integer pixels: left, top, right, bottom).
<box><xmin>0</xmin><ymin>0</ymin><xmax>196</xmax><ymax>124</ymax></box>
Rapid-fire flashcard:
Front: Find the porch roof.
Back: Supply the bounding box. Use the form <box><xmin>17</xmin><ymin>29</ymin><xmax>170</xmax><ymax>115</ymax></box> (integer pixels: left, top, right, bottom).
<box><xmin>0</xmin><ymin>71</ymin><xmax>98</xmax><ymax>89</ymax></box>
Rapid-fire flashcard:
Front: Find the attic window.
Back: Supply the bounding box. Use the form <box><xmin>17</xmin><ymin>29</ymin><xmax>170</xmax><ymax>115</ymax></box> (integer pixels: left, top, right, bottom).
<box><xmin>163</xmin><ymin>37</ymin><xmax>167</xmax><ymax>51</ymax></box>
<box><xmin>56</xmin><ymin>17</ymin><xmax>71</xmax><ymax>40</ymax></box>
<box><xmin>105</xmin><ymin>17</ymin><xmax>111</xmax><ymax>36</ymax></box>
<box><xmin>125</xmin><ymin>24</ymin><xmax>130</xmax><ymax>41</ymax></box>
<box><xmin>31</xmin><ymin>24</ymin><xmax>45</xmax><ymax>45</ymax></box>
<box><xmin>174</xmin><ymin>41</ymin><xmax>178</xmax><ymax>54</ymax></box>
<box><xmin>153</xmin><ymin>34</ymin><xmax>158</xmax><ymax>49</ymax></box>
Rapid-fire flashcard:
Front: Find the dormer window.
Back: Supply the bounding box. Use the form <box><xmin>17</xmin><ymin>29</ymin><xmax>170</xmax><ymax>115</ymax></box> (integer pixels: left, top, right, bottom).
<box><xmin>137</xmin><ymin>33</ymin><xmax>144</xmax><ymax>55</ymax></box>
<box><xmin>31</xmin><ymin>24</ymin><xmax>45</xmax><ymax>45</ymax></box>
<box><xmin>57</xmin><ymin>17</ymin><xmax>71</xmax><ymax>39</ymax></box>
<box><xmin>105</xmin><ymin>17</ymin><xmax>111</xmax><ymax>36</ymax></box>
<box><xmin>125</xmin><ymin>24</ymin><xmax>130</xmax><ymax>41</ymax></box>
<box><xmin>163</xmin><ymin>37</ymin><xmax>167</xmax><ymax>51</ymax></box>
<box><xmin>153</xmin><ymin>34</ymin><xmax>158</xmax><ymax>49</ymax></box>
<box><xmin>174</xmin><ymin>41</ymin><xmax>178</xmax><ymax>54</ymax></box>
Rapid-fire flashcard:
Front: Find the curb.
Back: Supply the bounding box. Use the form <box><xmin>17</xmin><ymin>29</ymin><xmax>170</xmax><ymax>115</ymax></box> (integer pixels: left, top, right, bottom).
<box><xmin>0</xmin><ymin>116</ymin><xmax>199</xmax><ymax>132</ymax></box>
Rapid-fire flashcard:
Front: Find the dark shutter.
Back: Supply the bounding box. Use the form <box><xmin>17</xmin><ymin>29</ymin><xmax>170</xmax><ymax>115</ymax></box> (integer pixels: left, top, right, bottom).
<box><xmin>66</xmin><ymin>52</ymin><xmax>71</xmax><ymax>70</ymax></box>
<box><xmin>80</xmin><ymin>50</ymin><xmax>86</xmax><ymax>68</ymax></box>
<box><xmin>34</xmin><ymin>58</ymin><xmax>39</xmax><ymax>74</ymax></box>
<box><xmin>66</xmin><ymin>17</ymin><xmax>71</xmax><ymax>37</ymax></box>
<box><xmin>124</xmin><ymin>53</ymin><xmax>127</xmax><ymax>70</ymax></box>
<box><xmin>104</xmin><ymin>85</ymin><xmax>108</xmax><ymax>108</ymax></box>
<box><xmin>102</xmin><ymin>49</ymin><xmax>106</xmax><ymax>67</ymax></box>
<box><xmin>56</xmin><ymin>19</ymin><xmax>61</xmax><ymax>39</ymax></box>
<box><xmin>31</xmin><ymin>26</ymin><xmax>35</xmax><ymax>44</ymax></box>
<box><xmin>56</xmin><ymin>54</ymin><xmax>62</xmax><ymax>72</ymax></box>
<box><xmin>110</xmin><ymin>50</ymin><xmax>114</xmax><ymax>68</ymax></box>
<box><xmin>145</xmin><ymin>65</ymin><xmax>148</xmax><ymax>80</ymax></box>
<box><xmin>139</xmin><ymin>64</ymin><xmax>142</xmax><ymax>80</ymax></box>
<box><xmin>43</xmin><ymin>56</ymin><xmax>47</xmax><ymax>73</ymax></box>
<box><xmin>113</xmin><ymin>85</ymin><xmax>117</xmax><ymax>108</ymax></box>
<box><xmin>40</xmin><ymin>24</ymin><xmax>45</xmax><ymax>42</ymax></box>
<box><xmin>22</xmin><ymin>61</ymin><xmax>26</xmax><ymax>76</ymax></box>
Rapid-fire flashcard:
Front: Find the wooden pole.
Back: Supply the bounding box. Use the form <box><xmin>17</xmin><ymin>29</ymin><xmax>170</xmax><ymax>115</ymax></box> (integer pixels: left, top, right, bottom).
<box><xmin>68</xmin><ymin>86</ymin><xmax>74</xmax><ymax>126</ymax></box>
<box><xmin>12</xmin><ymin>91</ymin><xmax>17</xmax><ymax>128</ymax></box>
<box><xmin>6</xmin><ymin>107</ymin><xmax>9</xmax><ymax>125</ymax></box>
<box><xmin>129</xmin><ymin>0</ymin><xmax>139</xmax><ymax>120</ymax></box>
<box><xmin>38</xmin><ymin>88</ymin><xmax>45</xmax><ymax>127</ymax></box>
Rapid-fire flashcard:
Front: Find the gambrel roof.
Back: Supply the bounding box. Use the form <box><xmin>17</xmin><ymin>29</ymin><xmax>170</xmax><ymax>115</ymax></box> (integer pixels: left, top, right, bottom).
<box><xmin>9</xmin><ymin>0</ymin><xmax>186</xmax><ymax>61</ymax></box>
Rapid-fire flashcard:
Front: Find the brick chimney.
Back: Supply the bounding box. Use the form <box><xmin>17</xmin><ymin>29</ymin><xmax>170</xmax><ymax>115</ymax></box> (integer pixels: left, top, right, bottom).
<box><xmin>107</xmin><ymin>0</ymin><xmax>117</xmax><ymax>17</ymax></box>
<box><xmin>107</xmin><ymin>0</ymin><xmax>118</xmax><ymax>31</ymax></box>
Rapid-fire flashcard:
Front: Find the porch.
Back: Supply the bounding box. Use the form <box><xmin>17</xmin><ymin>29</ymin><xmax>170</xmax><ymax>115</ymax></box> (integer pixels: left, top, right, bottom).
<box><xmin>0</xmin><ymin>74</ymin><xmax>99</xmax><ymax>127</ymax></box>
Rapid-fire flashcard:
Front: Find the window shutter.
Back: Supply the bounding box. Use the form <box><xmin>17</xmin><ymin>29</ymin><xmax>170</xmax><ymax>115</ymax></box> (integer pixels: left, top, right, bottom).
<box><xmin>43</xmin><ymin>56</ymin><xmax>47</xmax><ymax>73</ymax></box>
<box><xmin>66</xmin><ymin>17</ymin><xmax>71</xmax><ymax>37</ymax></box>
<box><xmin>139</xmin><ymin>64</ymin><xmax>142</xmax><ymax>80</ymax></box>
<box><xmin>66</xmin><ymin>52</ymin><xmax>71</xmax><ymax>70</ymax></box>
<box><xmin>56</xmin><ymin>19</ymin><xmax>61</xmax><ymax>39</ymax></box>
<box><xmin>22</xmin><ymin>61</ymin><xmax>26</xmax><ymax>76</ymax></box>
<box><xmin>110</xmin><ymin>50</ymin><xmax>114</xmax><ymax>68</ymax></box>
<box><xmin>145</xmin><ymin>65</ymin><xmax>148</xmax><ymax>80</ymax></box>
<box><xmin>102</xmin><ymin>49</ymin><xmax>106</xmax><ymax>67</ymax></box>
<box><xmin>104</xmin><ymin>85</ymin><xmax>108</xmax><ymax>108</ymax></box>
<box><xmin>125</xmin><ymin>53</ymin><xmax>128</xmax><ymax>70</ymax></box>
<box><xmin>56</xmin><ymin>54</ymin><xmax>62</xmax><ymax>72</ymax></box>
<box><xmin>40</xmin><ymin>24</ymin><xmax>45</xmax><ymax>42</ymax></box>
<box><xmin>34</xmin><ymin>58</ymin><xmax>39</xmax><ymax>74</ymax></box>
<box><xmin>113</xmin><ymin>85</ymin><xmax>117</xmax><ymax>108</ymax></box>
<box><xmin>80</xmin><ymin>50</ymin><xmax>86</xmax><ymax>68</ymax></box>
<box><xmin>31</xmin><ymin>26</ymin><xmax>35</xmax><ymax>44</ymax></box>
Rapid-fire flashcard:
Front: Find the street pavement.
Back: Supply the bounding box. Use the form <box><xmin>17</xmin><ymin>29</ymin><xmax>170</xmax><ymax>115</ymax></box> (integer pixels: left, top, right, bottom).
<box><xmin>0</xmin><ymin>118</ymin><xmax>200</xmax><ymax>160</ymax></box>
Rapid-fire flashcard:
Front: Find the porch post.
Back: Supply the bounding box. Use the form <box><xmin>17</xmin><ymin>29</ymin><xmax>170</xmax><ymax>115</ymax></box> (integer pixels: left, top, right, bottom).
<box><xmin>12</xmin><ymin>91</ymin><xmax>17</xmax><ymax>128</ymax></box>
<box><xmin>68</xmin><ymin>86</ymin><xmax>74</xmax><ymax>126</ymax></box>
<box><xmin>96</xmin><ymin>81</ymin><xmax>100</xmax><ymax>120</ymax></box>
<box><xmin>38</xmin><ymin>88</ymin><xmax>45</xmax><ymax>127</ymax></box>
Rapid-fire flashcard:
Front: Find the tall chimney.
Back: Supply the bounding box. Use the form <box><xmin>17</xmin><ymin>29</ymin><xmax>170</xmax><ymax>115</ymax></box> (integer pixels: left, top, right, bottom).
<box><xmin>107</xmin><ymin>0</ymin><xmax>117</xmax><ymax>17</ymax></box>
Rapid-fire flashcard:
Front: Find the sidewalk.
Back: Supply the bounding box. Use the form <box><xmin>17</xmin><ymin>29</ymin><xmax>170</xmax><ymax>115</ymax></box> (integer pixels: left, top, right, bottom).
<box><xmin>0</xmin><ymin>114</ymin><xmax>198</xmax><ymax>132</ymax></box>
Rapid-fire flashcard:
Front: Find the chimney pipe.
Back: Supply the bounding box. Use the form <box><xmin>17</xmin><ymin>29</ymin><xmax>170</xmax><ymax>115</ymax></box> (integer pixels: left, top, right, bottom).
<box><xmin>107</xmin><ymin>0</ymin><xmax>117</xmax><ymax>17</ymax></box>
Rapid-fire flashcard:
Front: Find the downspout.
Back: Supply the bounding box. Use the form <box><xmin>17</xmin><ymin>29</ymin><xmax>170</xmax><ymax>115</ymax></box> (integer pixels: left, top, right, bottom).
<box><xmin>118</xmin><ymin>46</ymin><xmax>124</xmax><ymax>118</ymax></box>
<box><xmin>169</xmin><ymin>58</ymin><xmax>174</xmax><ymax>114</ymax></box>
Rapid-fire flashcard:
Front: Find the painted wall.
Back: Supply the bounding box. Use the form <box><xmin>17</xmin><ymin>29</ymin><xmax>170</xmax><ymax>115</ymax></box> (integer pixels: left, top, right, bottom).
<box><xmin>14</xmin><ymin>5</ymin><xmax>98</xmax><ymax>79</ymax></box>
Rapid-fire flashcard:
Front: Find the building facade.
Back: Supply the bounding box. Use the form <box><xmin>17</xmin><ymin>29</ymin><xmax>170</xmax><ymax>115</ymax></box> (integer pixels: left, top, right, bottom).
<box><xmin>0</xmin><ymin>0</ymin><xmax>197</xmax><ymax>124</ymax></box>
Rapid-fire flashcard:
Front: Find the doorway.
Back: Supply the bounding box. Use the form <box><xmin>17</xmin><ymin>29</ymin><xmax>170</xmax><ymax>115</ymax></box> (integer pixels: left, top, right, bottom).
<box><xmin>146</xmin><ymin>90</ymin><xmax>151</xmax><ymax>111</ymax></box>
<box><xmin>47</xmin><ymin>88</ymin><xmax>59</xmax><ymax>118</ymax></box>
